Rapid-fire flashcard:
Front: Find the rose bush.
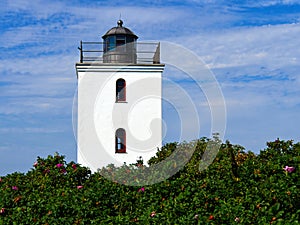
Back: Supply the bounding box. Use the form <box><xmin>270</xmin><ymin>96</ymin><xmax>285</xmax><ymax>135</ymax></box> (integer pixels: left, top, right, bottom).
<box><xmin>0</xmin><ymin>139</ymin><xmax>299</xmax><ymax>224</ymax></box>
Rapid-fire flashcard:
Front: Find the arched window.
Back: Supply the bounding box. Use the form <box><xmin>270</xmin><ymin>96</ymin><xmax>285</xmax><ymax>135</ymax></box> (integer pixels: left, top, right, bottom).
<box><xmin>116</xmin><ymin>78</ymin><xmax>126</xmax><ymax>102</ymax></box>
<box><xmin>115</xmin><ymin>128</ymin><xmax>126</xmax><ymax>153</ymax></box>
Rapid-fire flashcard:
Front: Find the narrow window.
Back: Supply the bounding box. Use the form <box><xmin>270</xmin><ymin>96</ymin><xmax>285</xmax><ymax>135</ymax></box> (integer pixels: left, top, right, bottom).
<box><xmin>107</xmin><ymin>36</ymin><xmax>116</xmax><ymax>51</ymax></box>
<box><xmin>116</xmin><ymin>35</ymin><xmax>126</xmax><ymax>46</ymax></box>
<box><xmin>116</xmin><ymin>35</ymin><xmax>126</xmax><ymax>53</ymax></box>
<box><xmin>116</xmin><ymin>78</ymin><xmax>126</xmax><ymax>102</ymax></box>
<box><xmin>115</xmin><ymin>128</ymin><xmax>126</xmax><ymax>153</ymax></box>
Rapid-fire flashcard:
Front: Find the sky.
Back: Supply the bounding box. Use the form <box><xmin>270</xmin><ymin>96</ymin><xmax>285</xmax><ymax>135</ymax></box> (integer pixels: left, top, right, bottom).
<box><xmin>1</xmin><ymin>0</ymin><xmax>300</xmax><ymax>175</ymax></box>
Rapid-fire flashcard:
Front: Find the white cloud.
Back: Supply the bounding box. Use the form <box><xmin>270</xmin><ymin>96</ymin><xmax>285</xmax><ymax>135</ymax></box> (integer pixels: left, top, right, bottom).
<box><xmin>0</xmin><ymin>97</ymin><xmax>74</xmax><ymax>115</ymax></box>
<box><xmin>157</xmin><ymin>22</ymin><xmax>300</xmax><ymax>116</ymax></box>
<box><xmin>249</xmin><ymin>0</ymin><xmax>300</xmax><ymax>7</ymax></box>
<box><xmin>182</xmin><ymin>23</ymin><xmax>300</xmax><ymax>70</ymax></box>
<box><xmin>0</xmin><ymin>54</ymin><xmax>76</xmax><ymax>75</ymax></box>
<box><xmin>0</xmin><ymin>127</ymin><xmax>64</xmax><ymax>133</ymax></box>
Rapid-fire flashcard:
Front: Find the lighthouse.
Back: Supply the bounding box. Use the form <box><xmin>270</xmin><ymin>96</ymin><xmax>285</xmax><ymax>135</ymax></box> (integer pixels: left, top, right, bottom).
<box><xmin>76</xmin><ymin>20</ymin><xmax>165</xmax><ymax>171</ymax></box>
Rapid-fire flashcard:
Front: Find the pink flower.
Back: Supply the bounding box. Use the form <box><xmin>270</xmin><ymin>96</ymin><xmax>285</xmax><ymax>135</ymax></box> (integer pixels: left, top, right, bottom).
<box><xmin>33</xmin><ymin>162</ymin><xmax>38</xmax><ymax>167</ymax></box>
<box><xmin>0</xmin><ymin>208</ymin><xmax>4</xmax><ymax>214</ymax></box>
<box><xmin>138</xmin><ymin>187</ymin><xmax>145</xmax><ymax>192</ymax></box>
<box><xmin>56</xmin><ymin>163</ymin><xmax>64</xmax><ymax>168</ymax></box>
<box><xmin>12</xmin><ymin>186</ymin><xmax>18</xmax><ymax>190</ymax></box>
<box><xmin>61</xmin><ymin>168</ymin><xmax>67</xmax><ymax>174</ymax></box>
<box><xmin>77</xmin><ymin>185</ymin><xmax>84</xmax><ymax>189</ymax></box>
<box><xmin>72</xmin><ymin>164</ymin><xmax>77</xmax><ymax>170</ymax></box>
<box><xmin>150</xmin><ymin>211</ymin><xmax>156</xmax><ymax>217</ymax></box>
<box><xmin>283</xmin><ymin>166</ymin><xmax>295</xmax><ymax>173</ymax></box>
<box><xmin>235</xmin><ymin>217</ymin><xmax>240</xmax><ymax>222</ymax></box>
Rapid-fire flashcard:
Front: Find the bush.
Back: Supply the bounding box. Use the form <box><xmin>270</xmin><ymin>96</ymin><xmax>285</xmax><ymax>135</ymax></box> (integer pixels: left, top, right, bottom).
<box><xmin>0</xmin><ymin>139</ymin><xmax>299</xmax><ymax>224</ymax></box>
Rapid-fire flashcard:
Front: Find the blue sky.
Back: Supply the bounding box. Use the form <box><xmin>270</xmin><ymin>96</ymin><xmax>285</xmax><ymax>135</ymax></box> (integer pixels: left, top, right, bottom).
<box><xmin>1</xmin><ymin>0</ymin><xmax>300</xmax><ymax>175</ymax></box>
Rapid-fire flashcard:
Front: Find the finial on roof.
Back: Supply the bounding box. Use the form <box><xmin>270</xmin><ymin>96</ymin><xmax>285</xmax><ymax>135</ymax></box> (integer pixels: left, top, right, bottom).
<box><xmin>117</xmin><ymin>19</ymin><xmax>123</xmax><ymax>27</ymax></box>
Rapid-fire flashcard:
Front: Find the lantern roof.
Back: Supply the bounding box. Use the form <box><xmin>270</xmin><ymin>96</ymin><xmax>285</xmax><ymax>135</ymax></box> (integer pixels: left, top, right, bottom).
<box><xmin>102</xmin><ymin>20</ymin><xmax>138</xmax><ymax>39</ymax></box>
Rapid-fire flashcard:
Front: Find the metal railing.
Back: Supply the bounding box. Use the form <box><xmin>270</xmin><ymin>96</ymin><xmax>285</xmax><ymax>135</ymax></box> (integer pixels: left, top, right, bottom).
<box><xmin>78</xmin><ymin>41</ymin><xmax>160</xmax><ymax>64</ymax></box>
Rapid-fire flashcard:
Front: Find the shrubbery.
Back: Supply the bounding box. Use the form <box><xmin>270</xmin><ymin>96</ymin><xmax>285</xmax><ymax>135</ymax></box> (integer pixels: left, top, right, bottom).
<box><xmin>0</xmin><ymin>139</ymin><xmax>299</xmax><ymax>224</ymax></box>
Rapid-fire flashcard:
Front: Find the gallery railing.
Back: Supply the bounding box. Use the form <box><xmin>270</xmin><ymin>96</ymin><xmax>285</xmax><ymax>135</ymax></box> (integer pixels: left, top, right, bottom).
<box><xmin>78</xmin><ymin>41</ymin><xmax>160</xmax><ymax>64</ymax></box>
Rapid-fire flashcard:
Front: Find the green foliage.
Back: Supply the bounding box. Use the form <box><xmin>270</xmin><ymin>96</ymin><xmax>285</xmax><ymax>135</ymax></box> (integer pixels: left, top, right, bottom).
<box><xmin>0</xmin><ymin>139</ymin><xmax>299</xmax><ymax>224</ymax></box>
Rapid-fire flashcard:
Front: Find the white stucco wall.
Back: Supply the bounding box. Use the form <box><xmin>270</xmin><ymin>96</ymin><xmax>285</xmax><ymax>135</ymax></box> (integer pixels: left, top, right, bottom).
<box><xmin>76</xmin><ymin>64</ymin><xmax>164</xmax><ymax>171</ymax></box>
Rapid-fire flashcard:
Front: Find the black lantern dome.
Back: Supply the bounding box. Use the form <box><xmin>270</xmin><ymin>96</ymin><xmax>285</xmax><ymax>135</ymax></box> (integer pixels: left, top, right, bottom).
<box><xmin>102</xmin><ymin>20</ymin><xmax>138</xmax><ymax>63</ymax></box>
<box><xmin>102</xmin><ymin>20</ymin><xmax>138</xmax><ymax>39</ymax></box>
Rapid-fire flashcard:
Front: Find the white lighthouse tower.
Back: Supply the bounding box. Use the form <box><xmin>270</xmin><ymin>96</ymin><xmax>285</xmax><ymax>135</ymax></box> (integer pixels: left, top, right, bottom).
<box><xmin>76</xmin><ymin>20</ymin><xmax>165</xmax><ymax>171</ymax></box>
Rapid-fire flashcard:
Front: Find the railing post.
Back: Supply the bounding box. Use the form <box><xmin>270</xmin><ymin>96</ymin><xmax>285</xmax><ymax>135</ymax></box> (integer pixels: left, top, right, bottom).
<box><xmin>78</xmin><ymin>40</ymin><xmax>83</xmax><ymax>63</ymax></box>
<box><xmin>153</xmin><ymin>42</ymin><xmax>160</xmax><ymax>64</ymax></box>
<box><xmin>80</xmin><ymin>41</ymin><xmax>83</xmax><ymax>63</ymax></box>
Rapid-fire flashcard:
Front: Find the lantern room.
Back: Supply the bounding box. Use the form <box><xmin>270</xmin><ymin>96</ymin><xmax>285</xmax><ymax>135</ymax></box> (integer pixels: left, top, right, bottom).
<box><xmin>102</xmin><ymin>20</ymin><xmax>138</xmax><ymax>64</ymax></box>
